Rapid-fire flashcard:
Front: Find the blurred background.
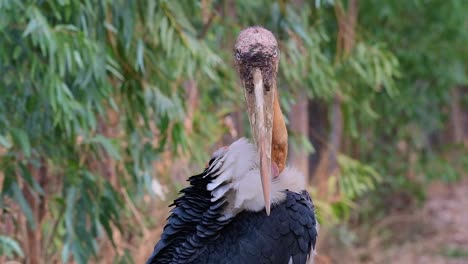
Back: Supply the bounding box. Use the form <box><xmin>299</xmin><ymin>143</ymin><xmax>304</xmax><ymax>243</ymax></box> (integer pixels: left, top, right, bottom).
<box><xmin>1</xmin><ymin>0</ymin><xmax>467</xmax><ymax>263</ymax></box>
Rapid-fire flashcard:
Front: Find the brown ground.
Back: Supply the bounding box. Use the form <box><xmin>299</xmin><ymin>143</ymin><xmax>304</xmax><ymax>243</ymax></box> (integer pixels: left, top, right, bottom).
<box><xmin>317</xmin><ymin>178</ymin><xmax>468</xmax><ymax>264</ymax></box>
<box><xmin>373</xmin><ymin>179</ymin><xmax>468</xmax><ymax>264</ymax></box>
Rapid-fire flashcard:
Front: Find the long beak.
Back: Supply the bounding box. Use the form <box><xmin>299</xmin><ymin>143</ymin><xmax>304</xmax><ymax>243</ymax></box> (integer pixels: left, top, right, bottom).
<box><xmin>243</xmin><ymin>68</ymin><xmax>274</xmax><ymax>215</ymax></box>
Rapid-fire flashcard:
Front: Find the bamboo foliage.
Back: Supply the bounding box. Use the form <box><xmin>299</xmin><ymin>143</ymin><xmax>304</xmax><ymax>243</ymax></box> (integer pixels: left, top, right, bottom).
<box><xmin>0</xmin><ymin>0</ymin><xmax>226</xmax><ymax>262</ymax></box>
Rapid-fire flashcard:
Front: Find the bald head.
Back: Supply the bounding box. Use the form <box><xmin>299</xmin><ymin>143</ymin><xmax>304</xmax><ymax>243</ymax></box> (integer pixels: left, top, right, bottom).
<box><xmin>234</xmin><ymin>27</ymin><xmax>279</xmax><ymax>93</ymax></box>
<box><xmin>235</xmin><ymin>27</ymin><xmax>278</xmax><ymax>61</ymax></box>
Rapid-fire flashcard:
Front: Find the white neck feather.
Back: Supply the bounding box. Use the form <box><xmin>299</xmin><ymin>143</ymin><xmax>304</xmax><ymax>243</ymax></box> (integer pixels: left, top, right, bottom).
<box><xmin>206</xmin><ymin>138</ymin><xmax>306</xmax><ymax>219</ymax></box>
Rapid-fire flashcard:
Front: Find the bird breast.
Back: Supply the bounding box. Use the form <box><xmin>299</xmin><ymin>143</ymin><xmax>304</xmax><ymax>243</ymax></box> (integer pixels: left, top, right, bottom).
<box><xmin>206</xmin><ymin>138</ymin><xmax>307</xmax><ymax>219</ymax></box>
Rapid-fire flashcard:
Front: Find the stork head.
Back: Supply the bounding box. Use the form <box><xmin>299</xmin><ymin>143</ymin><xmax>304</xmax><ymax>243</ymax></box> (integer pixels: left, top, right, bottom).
<box><xmin>234</xmin><ymin>27</ymin><xmax>280</xmax><ymax>215</ymax></box>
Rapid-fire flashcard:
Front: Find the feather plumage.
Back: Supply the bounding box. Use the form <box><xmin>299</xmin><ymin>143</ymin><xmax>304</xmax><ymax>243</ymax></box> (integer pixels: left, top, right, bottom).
<box><xmin>146</xmin><ymin>139</ymin><xmax>318</xmax><ymax>264</ymax></box>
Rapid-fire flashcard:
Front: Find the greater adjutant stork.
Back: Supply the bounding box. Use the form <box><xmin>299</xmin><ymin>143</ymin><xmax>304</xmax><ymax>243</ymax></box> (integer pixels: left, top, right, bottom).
<box><xmin>146</xmin><ymin>27</ymin><xmax>318</xmax><ymax>264</ymax></box>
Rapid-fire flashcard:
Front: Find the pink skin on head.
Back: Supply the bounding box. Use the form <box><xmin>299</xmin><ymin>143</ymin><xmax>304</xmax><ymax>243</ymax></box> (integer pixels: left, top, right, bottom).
<box><xmin>272</xmin><ymin>162</ymin><xmax>280</xmax><ymax>179</ymax></box>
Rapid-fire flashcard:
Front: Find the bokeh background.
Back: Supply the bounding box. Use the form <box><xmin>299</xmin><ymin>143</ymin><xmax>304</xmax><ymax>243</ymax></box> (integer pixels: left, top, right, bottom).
<box><xmin>1</xmin><ymin>0</ymin><xmax>467</xmax><ymax>263</ymax></box>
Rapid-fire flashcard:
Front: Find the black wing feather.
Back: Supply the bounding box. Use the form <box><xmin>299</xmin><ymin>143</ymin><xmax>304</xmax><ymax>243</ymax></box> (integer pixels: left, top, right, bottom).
<box><xmin>193</xmin><ymin>191</ymin><xmax>317</xmax><ymax>264</ymax></box>
<box><xmin>146</xmin><ymin>155</ymin><xmax>232</xmax><ymax>264</ymax></box>
<box><xmin>146</xmin><ymin>153</ymin><xmax>318</xmax><ymax>264</ymax></box>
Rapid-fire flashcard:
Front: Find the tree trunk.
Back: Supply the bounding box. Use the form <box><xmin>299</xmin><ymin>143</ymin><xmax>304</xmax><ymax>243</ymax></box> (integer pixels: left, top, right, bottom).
<box><xmin>289</xmin><ymin>97</ymin><xmax>310</xmax><ymax>182</ymax></box>
<box><xmin>450</xmin><ymin>87</ymin><xmax>463</xmax><ymax>144</ymax></box>
<box><xmin>315</xmin><ymin>0</ymin><xmax>359</xmax><ymax>198</ymax></box>
<box><xmin>308</xmin><ymin>99</ymin><xmax>328</xmax><ymax>181</ymax></box>
<box><xmin>327</xmin><ymin>95</ymin><xmax>343</xmax><ymax>176</ymax></box>
<box><xmin>24</xmin><ymin>160</ymin><xmax>47</xmax><ymax>264</ymax></box>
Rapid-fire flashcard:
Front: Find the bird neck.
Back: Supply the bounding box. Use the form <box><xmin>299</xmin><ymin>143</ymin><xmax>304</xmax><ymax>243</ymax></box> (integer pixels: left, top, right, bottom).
<box><xmin>272</xmin><ymin>87</ymin><xmax>288</xmax><ymax>173</ymax></box>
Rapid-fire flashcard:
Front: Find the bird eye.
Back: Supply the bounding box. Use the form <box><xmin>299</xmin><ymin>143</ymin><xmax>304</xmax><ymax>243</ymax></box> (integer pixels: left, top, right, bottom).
<box><xmin>272</xmin><ymin>49</ymin><xmax>279</xmax><ymax>58</ymax></box>
<box><xmin>235</xmin><ymin>50</ymin><xmax>241</xmax><ymax>60</ymax></box>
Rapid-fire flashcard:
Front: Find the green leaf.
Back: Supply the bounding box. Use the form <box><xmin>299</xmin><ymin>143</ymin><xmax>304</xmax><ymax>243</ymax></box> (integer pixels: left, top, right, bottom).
<box><xmin>73</xmin><ymin>50</ymin><xmax>84</xmax><ymax>69</ymax></box>
<box><xmin>11</xmin><ymin>183</ymin><xmax>35</xmax><ymax>228</ymax></box>
<box><xmin>0</xmin><ymin>235</ymin><xmax>25</xmax><ymax>258</ymax></box>
<box><xmin>23</xmin><ymin>18</ymin><xmax>39</xmax><ymax>37</ymax></box>
<box><xmin>0</xmin><ymin>134</ymin><xmax>12</xmax><ymax>148</ymax></box>
<box><xmin>62</xmin><ymin>242</ymin><xmax>71</xmax><ymax>263</ymax></box>
<box><xmin>10</xmin><ymin>128</ymin><xmax>31</xmax><ymax>157</ymax></box>
<box><xmin>18</xmin><ymin>163</ymin><xmax>45</xmax><ymax>195</ymax></box>
<box><xmin>91</xmin><ymin>135</ymin><xmax>121</xmax><ymax>160</ymax></box>
<box><xmin>136</xmin><ymin>39</ymin><xmax>145</xmax><ymax>72</ymax></box>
